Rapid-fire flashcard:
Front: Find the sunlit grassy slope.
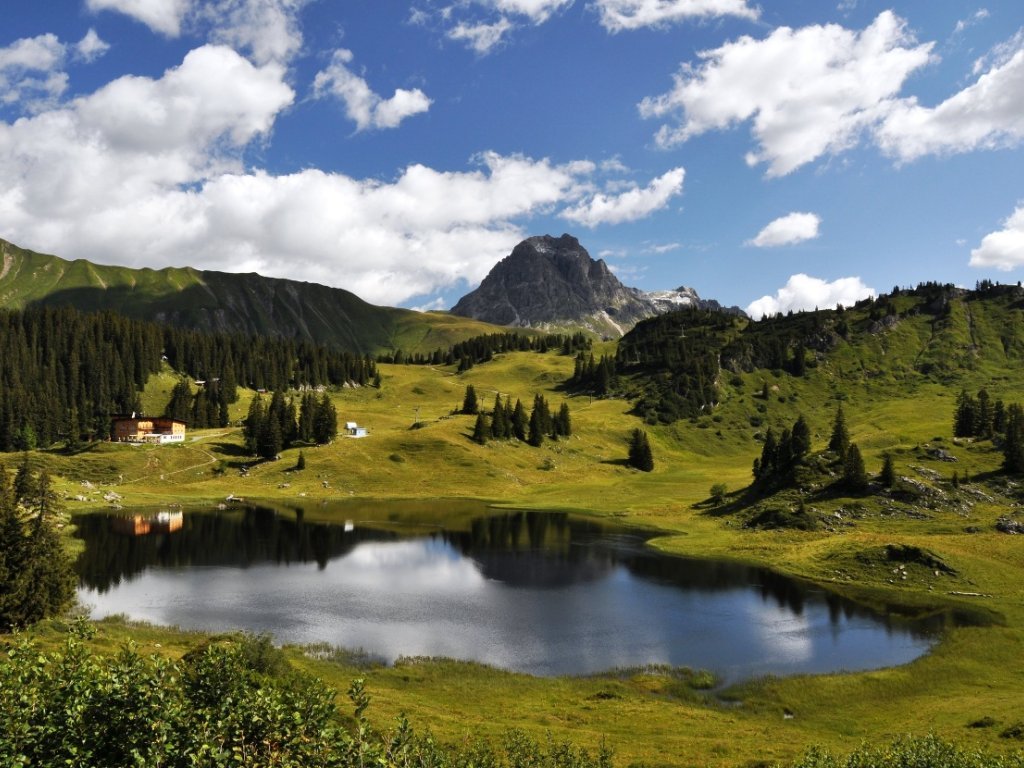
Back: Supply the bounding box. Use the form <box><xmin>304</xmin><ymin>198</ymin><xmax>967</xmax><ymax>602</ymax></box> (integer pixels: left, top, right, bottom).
<box><xmin>0</xmin><ymin>238</ymin><xmax>506</xmax><ymax>356</ymax></box>
<box><xmin>19</xmin><ymin>286</ymin><xmax>1024</xmax><ymax>767</ymax></box>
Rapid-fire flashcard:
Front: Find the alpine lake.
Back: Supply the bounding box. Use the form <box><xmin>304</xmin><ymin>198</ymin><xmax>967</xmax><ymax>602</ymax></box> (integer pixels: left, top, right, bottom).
<box><xmin>73</xmin><ymin>501</ymin><xmax>971</xmax><ymax>682</ymax></box>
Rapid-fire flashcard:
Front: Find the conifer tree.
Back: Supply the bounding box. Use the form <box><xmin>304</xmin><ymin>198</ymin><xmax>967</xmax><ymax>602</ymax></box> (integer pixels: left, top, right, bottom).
<box><xmin>843</xmin><ymin>443</ymin><xmax>868</xmax><ymax>492</ymax></box>
<box><xmin>244</xmin><ymin>394</ymin><xmax>265</xmax><ymax>455</ymax></box>
<box><xmin>15</xmin><ymin>425</ymin><xmax>37</xmax><ymax>452</ymax></box>
<box><xmin>0</xmin><ymin>469</ymin><xmax>75</xmax><ymax>631</ymax></box>
<box><xmin>257</xmin><ymin>413</ymin><xmax>283</xmax><ymax>460</ymax></box>
<box><xmin>298</xmin><ymin>393</ymin><xmax>315</xmax><ymax>443</ymax></box>
<box><xmin>65</xmin><ymin>406</ymin><xmax>82</xmax><ymax>451</ymax></box>
<box><xmin>976</xmin><ymin>389</ymin><xmax>994</xmax><ymax>439</ymax></box>
<box><xmin>461</xmin><ymin>385</ymin><xmax>479</xmax><ymax>415</ymax></box>
<box><xmin>13</xmin><ymin>453</ymin><xmax>34</xmax><ymax>505</ymax></box>
<box><xmin>880</xmin><ymin>452</ymin><xmax>896</xmax><ymax>488</ymax></box>
<box><xmin>472</xmin><ymin>412</ymin><xmax>490</xmax><ymax>445</ymax></box>
<box><xmin>756</xmin><ymin>429</ymin><xmax>778</xmax><ymax>481</ymax></box>
<box><xmin>166</xmin><ymin>379</ymin><xmax>193</xmax><ymax>423</ymax></box>
<box><xmin>220</xmin><ymin>354</ymin><xmax>238</xmax><ymax>403</ymax></box>
<box><xmin>532</xmin><ymin>394</ymin><xmax>553</xmax><ymax>436</ymax></box>
<box><xmin>994</xmin><ymin>399</ymin><xmax>1007</xmax><ymax>434</ymax></box>
<box><xmin>953</xmin><ymin>389</ymin><xmax>976</xmax><ymax>437</ymax></box>
<box><xmin>828</xmin><ymin>405</ymin><xmax>850</xmax><ymax>459</ymax></box>
<box><xmin>791</xmin><ymin>415</ymin><xmax>811</xmax><ymax>460</ymax></box>
<box><xmin>777</xmin><ymin>428</ymin><xmax>794</xmax><ymax>469</ymax></box>
<box><xmin>283</xmin><ymin>397</ymin><xmax>299</xmax><ymax>447</ymax></box>
<box><xmin>190</xmin><ymin>388</ymin><xmax>209</xmax><ymax>428</ymax></box>
<box><xmin>628</xmin><ymin>429</ymin><xmax>654</xmax><ymax>472</ymax></box>
<box><xmin>490</xmin><ymin>394</ymin><xmax>509</xmax><ymax>439</ymax></box>
<box><xmin>312</xmin><ymin>394</ymin><xmax>338</xmax><ymax>445</ymax></box>
<box><xmin>1003</xmin><ymin>403</ymin><xmax>1024</xmax><ymax>474</ymax></box>
<box><xmin>527</xmin><ymin>408</ymin><xmax>543</xmax><ymax>447</ymax></box>
<box><xmin>511</xmin><ymin>399</ymin><xmax>528</xmax><ymax>442</ymax></box>
<box><xmin>555</xmin><ymin>402</ymin><xmax>572</xmax><ymax>437</ymax></box>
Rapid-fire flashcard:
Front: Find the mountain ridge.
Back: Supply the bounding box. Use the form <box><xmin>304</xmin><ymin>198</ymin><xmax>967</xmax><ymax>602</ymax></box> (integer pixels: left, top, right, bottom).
<box><xmin>0</xmin><ymin>238</ymin><xmax>502</xmax><ymax>356</ymax></box>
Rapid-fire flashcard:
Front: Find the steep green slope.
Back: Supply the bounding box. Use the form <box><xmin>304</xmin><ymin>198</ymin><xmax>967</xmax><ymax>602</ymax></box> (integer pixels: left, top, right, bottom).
<box><xmin>0</xmin><ymin>238</ymin><xmax>501</xmax><ymax>355</ymax></box>
<box><xmin>602</xmin><ymin>282</ymin><xmax>1024</xmax><ymax>425</ymax></box>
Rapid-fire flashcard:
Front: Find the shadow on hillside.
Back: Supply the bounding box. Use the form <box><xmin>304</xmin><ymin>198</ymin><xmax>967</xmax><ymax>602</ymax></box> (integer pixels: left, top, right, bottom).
<box><xmin>695</xmin><ymin>486</ymin><xmax>762</xmax><ymax>518</ymax></box>
<box><xmin>599</xmin><ymin>458</ymin><xmax>631</xmax><ymax>468</ymax></box>
<box><xmin>26</xmin><ymin>277</ymin><xmax>375</xmax><ymax>352</ymax></box>
<box><xmin>208</xmin><ymin>441</ymin><xmax>250</xmax><ymax>458</ymax></box>
<box><xmin>47</xmin><ymin>440</ymin><xmax>104</xmax><ymax>456</ymax></box>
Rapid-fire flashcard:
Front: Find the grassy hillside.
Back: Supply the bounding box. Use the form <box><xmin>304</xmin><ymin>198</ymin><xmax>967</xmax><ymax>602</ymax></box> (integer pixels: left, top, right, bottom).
<box><xmin>12</xmin><ymin>285</ymin><xmax>1024</xmax><ymax>767</ymax></box>
<box><xmin>0</xmin><ymin>238</ymin><xmax>504</xmax><ymax>356</ymax></box>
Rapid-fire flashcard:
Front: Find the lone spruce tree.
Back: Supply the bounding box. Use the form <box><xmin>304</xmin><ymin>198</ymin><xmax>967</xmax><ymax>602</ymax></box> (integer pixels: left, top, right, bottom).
<box><xmin>472</xmin><ymin>412</ymin><xmax>489</xmax><ymax>445</ymax></box>
<box><xmin>461</xmin><ymin>385</ymin><xmax>479</xmax><ymax>415</ymax></box>
<box><xmin>880</xmin><ymin>452</ymin><xmax>896</xmax><ymax>488</ymax></box>
<box><xmin>0</xmin><ymin>469</ymin><xmax>75</xmax><ymax>631</ymax></box>
<box><xmin>312</xmin><ymin>393</ymin><xmax>337</xmax><ymax>445</ymax></box>
<box><xmin>843</xmin><ymin>443</ymin><xmax>868</xmax><ymax>492</ymax></box>
<box><xmin>628</xmin><ymin>429</ymin><xmax>654</xmax><ymax>472</ymax></box>
<box><xmin>828</xmin><ymin>405</ymin><xmax>850</xmax><ymax>459</ymax></box>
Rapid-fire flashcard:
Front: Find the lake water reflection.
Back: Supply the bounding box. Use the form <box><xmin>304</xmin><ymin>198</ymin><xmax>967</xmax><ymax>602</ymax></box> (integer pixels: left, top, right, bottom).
<box><xmin>75</xmin><ymin>505</ymin><xmax>953</xmax><ymax>679</ymax></box>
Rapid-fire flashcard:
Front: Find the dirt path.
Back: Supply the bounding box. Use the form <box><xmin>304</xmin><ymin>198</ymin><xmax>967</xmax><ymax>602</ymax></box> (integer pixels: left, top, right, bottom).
<box><xmin>119</xmin><ymin>438</ymin><xmax>226</xmax><ymax>486</ymax></box>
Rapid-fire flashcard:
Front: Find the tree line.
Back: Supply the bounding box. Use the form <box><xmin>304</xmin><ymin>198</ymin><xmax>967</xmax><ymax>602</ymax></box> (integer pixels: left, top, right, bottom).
<box><xmin>462</xmin><ymin>386</ymin><xmax>571</xmax><ymax>446</ymax></box>
<box><xmin>953</xmin><ymin>388</ymin><xmax>1024</xmax><ymax>473</ymax></box>
<box><xmin>753</xmin><ymin>406</ymin><xmax>868</xmax><ymax>493</ymax></box>
<box><xmin>0</xmin><ymin>306</ymin><xmax>374</xmax><ymax>451</ymax></box>
<box><xmin>379</xmin><ymin>331</ymin><xmax>591</xmax><ymax>371</ymax></box>
<box><xmin>244</xmin><ymin>391</ymin><xmax>338</xmax><ymax>460</ymax></box>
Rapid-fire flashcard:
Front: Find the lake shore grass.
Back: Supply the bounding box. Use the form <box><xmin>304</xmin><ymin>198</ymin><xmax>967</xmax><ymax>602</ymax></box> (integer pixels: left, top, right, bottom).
<box><xmin>16</xmin><ymin>349</ymin><xmax>1024</xmax><ymax>767</ymax></box>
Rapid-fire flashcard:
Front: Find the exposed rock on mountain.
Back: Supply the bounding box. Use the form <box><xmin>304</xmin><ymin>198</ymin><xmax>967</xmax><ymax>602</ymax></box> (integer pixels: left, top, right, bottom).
<box><xmin>450</xmin><ymin>234</ymin><xmax>737</xmax><ymax>336</ymax></box>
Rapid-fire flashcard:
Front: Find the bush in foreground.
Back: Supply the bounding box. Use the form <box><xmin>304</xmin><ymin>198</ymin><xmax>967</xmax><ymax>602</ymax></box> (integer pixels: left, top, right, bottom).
<box><xmin>790</xmin><ymin>734</ymin><xmax>1024</xmax><ymax>768</ymax></box>
<box><xmin>0</xmin><ymin>626</ymin><xmax>614</xmax><ymax>768</ymax></box>
<box><xmin>3</xmin><ymin>628</ymin><xmax>1022</xmax><ymax>768</ymax></box>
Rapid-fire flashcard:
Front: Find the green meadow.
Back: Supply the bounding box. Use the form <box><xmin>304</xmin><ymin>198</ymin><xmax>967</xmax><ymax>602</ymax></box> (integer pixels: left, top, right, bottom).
<box><xmin>16</xmin><ymin>318</ymin><xmax>1024</xmax><ymax>767</ymax></box>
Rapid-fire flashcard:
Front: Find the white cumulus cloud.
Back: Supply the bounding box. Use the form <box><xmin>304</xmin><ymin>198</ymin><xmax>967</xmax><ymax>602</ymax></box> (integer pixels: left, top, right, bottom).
<box><xmin>86</xmin><ymin>0</ymin><xmax>192</xmax><ymax>37</ymax></box>
<box><xmin>75</xmin><ymin>29</ymin><xmax>112</xmax><ymax>62</ymax></box>
<box><xmin>561</xmin><ymin>167</ymin><xmax>684</xmax><ymax>226</ymax></box>
<box><xmin>594</xmin><ymin>0</ymin><xmax>759</xmax><ymax>32</ymax></box>
<box><xmin>969</xmin><ymin>204</ymin><xmax>1024</xmax><ymax>271</ymax></box>
<box><xmin>641</xmin><ymin>14</ymin><xmax>1024</xmax><ymax>175</ymax></box>
<box><xmin>0</xmin><ymin>34</ymin><xmax>68</xmax><ymax>108</ymax></box>
<box><xmin>87</xmin><ymin>0</ymin><xmax>306</xmax><ymax>64</ymax></box>
<box><xmin>0</xmin><ymin>43</ymin><xmax>637</xmax><ymax>306</ymax></box>
<box><xmin>494</xmin><ymin>0</ymin><xmax>574</xmax><ymax>23</ymax></box>
<box><xmin>202</xmin><ymin>0</ymin><xmax>308</xmax><ymax>65</ymax></box>
<box><xmin>435</xmin><ymin>0</ymin><xmax>750</xmax><ymax>53</ymax></box>
<box><xmin>1</xmin><ymin>31</ymin><xmax>110</xmax><ymax>110</ymax></box>
<box><xmin>876</xmin><ymin>42</ymin><xmax>1024</xmax><ymax>162</ymax></box>
<box><xmin>747</xmin><ymin>212</ymin><xmax>821</xmax><ymax>247</ymax></box>
<box><xmin>746</xmin><ymin>274</ymin><xmax>875</xmax><ymax>318</ymax></box>
<box><xmin>313</xmin><ymin>49</ymin><xmax>432</xmax><ymax>131</ymax></box>
<box><xmin>638</xmin><ymin>11</ymin><xmax>935</xmax><ymax>176</ymax></box>
<box><xmin>447</xmin><ymin>19</ymin><xmax>516</xmax><ymax>54</ymax></box>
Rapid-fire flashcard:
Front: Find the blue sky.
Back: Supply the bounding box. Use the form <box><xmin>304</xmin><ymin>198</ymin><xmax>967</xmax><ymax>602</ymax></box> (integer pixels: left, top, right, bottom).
<box><xmin>2</xmin><ymin>1</ymin><xmax>1023</xmax><ymax>316</ymax></box>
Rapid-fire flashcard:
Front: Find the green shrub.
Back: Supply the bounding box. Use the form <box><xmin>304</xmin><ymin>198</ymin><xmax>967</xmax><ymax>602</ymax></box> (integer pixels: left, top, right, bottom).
<box><xmin>789</xmin><ymin>735</ymin><xmax>1024</xmax><ymax>767</ymax></box>
<box><xmin>0</xmin><ymin>628</ymin><xmax>617</xmax><ymax>768</ymax></box>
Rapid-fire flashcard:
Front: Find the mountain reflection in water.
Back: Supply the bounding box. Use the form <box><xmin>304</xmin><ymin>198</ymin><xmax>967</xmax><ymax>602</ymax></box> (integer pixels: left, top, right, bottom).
<box><xmin>75</xmin><ymin>506</ymin><xmax>961</xmax><ymax>679</ymax></box>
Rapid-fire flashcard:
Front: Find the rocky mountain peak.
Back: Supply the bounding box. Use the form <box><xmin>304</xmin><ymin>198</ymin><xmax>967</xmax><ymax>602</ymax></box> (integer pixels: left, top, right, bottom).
<box><xmin>450</xmin><ymin>234</ymin><xmax>739</xmax><ymax>337</ymax></box>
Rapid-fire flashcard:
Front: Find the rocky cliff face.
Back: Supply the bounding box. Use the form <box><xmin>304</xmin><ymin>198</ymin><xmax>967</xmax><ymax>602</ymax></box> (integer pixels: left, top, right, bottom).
<box><xmin>450</xmin><ymin>234</ymin><xmax>735</xmax><ymax>336</ymax></box>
